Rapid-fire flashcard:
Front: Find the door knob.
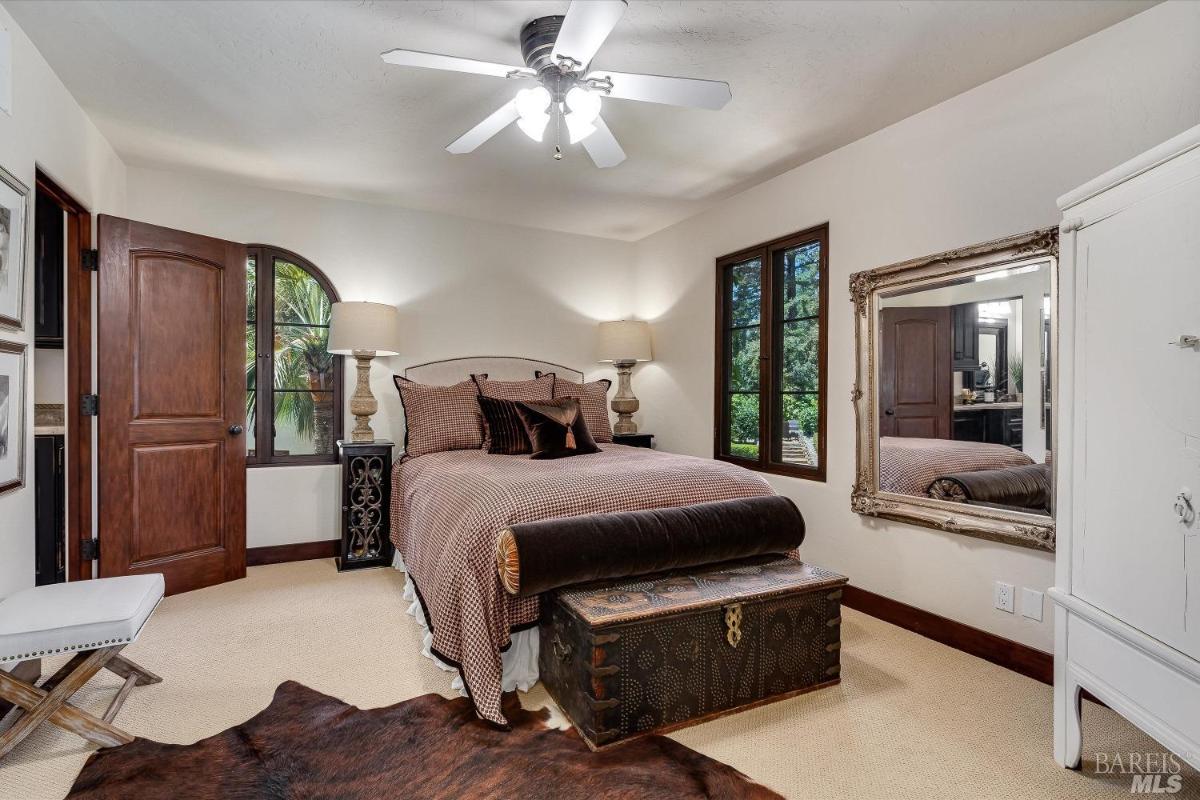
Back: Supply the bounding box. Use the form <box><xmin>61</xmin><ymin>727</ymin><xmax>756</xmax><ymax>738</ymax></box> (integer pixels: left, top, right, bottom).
<box><xmin>229</xmin><ymin>425</ymin><xmax>244</xmax><ymax>435</ymax></box>
<box><xmin>884</xmin><ymin>409</ymin><xmax>895</xmax><ymax>416</ymax></box>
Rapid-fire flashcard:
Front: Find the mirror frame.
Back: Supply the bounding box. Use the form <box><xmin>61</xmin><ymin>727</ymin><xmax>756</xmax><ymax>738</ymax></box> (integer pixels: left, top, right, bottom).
<box><xmin>849</xmin><ymin>227</ymin><xmax>1058</xmax><ymax>551</ymax></box>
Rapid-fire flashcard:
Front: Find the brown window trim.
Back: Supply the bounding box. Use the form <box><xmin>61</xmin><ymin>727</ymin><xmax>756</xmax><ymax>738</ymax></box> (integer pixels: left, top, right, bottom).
<box><xmin>714</xmin><ymin>223</ymin><xmax>828</xmax><ymax>482</ymax></box>
<box><xmin>246</xmin><ymin>245</ymin><xmax>344</xmax><ymax>468</ymax></box>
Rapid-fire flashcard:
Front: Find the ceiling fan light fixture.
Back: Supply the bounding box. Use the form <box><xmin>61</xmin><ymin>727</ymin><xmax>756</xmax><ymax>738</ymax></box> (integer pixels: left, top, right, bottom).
<box><xmin>565</xmin><ymin>113</ymin><xmax>597</xmax><ymax>144</ymax></box>
<box><xmin>516</xmin><ymin>113</ymin><xmax>550</xmax><ymax>142</ymax></box>
<box><xmin>565</xmin><ymin>86</ymin><xmax>601</xmax><ymax>123</ymax></box>
<box><xmin>515</xmin><ymin>86</ymin><xmax>551</xmax><ymax>120</ymax></box>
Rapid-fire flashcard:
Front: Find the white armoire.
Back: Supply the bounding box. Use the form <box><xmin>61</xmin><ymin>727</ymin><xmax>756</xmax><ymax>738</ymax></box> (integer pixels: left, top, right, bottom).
<box><xmin>1052</xmin><ymin>124</ymin><xmax>1200</xmax><ymax>770</ymax></box>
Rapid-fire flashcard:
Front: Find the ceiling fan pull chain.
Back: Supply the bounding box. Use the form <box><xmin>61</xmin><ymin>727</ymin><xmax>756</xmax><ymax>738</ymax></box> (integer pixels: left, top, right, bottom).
<box><xmin>553</xmin><ymin>107</ymin><xmax>565</xmax><ymax>161</ymax></box>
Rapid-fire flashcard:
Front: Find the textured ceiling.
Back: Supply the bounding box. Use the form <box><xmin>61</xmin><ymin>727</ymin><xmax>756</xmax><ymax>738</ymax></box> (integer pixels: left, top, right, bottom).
<box><xmin>7</xmin><ymin>0</ymin><xmax>1154</xmax><ymax>240</ymax></box>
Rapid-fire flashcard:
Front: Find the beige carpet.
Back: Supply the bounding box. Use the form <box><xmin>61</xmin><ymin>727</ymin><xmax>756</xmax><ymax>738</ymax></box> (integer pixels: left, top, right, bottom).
<box><xmin>1</xmin><ymin>559</ymin><xmax>1195</xmax><ymax>800</ymax></box>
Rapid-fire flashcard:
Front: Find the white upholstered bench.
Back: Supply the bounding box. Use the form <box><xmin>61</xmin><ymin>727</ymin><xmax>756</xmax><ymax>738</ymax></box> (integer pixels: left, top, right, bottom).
<box><xmin>0</xmin><ymin>574</ymin><xmax>164</xmax><ymax>759</ymax></box>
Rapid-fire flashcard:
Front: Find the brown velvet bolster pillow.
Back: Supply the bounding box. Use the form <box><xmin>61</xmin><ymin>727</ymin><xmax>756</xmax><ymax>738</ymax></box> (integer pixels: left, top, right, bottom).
<box><xmin>928</xmin><ymin>462</ymin><xmax>1051</xmax><ymax>512</ymax></box>
<box><xmin>496</xmin><ymin>495</ymin><xmax>804</xmax><ymax>597</ymax></box>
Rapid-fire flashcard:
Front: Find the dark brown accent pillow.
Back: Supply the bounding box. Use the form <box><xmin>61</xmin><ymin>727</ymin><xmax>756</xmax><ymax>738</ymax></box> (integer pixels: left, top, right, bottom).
<box><xmin>515</xmin><ymin>399</ymin><xmax>600</xmax><ymax>460</ymax></box>
<box><xmin>472</xmin><ymin>374</ymin><xmax>556</xmax><ymax>450</ymax></box>
<box><xmin>477</xmin><ymin>396</ymin><xmax>533</xmax><ymax>455</ymax></box>
<box><xmin>537</xmin><ymin>372</ymin><xmax>613</xmax><ymax>443</ymax></box>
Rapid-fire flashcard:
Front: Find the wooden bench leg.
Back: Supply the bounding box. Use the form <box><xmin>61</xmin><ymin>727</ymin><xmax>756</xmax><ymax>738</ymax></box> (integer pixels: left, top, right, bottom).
<box><xmin>105</xmin><ymin>654</ymin><xmax>162</xmax><ymax>686</ymax></box>
<box><xmin>0</xmin><ymin>647</ymin><xmax>135</xmax><ymax>759</ymax></box>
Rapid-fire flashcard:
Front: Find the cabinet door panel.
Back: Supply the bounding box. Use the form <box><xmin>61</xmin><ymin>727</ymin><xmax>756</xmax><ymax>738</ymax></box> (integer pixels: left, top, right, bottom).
<box><xmin>1074</xmin><ymin>175</ymin><xmax>1200</xmax><ymax>660</ymax></box>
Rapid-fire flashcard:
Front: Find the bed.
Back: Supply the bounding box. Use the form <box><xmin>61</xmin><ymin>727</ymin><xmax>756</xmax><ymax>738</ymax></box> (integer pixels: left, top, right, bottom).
<box><xmin>877</xmin><ymin>435</ymin><xmax>1035</xmax><ymax>497</ymax></box>
<box><xmin>389</xmin><ymin>357</ymin><xmax>775</xmax><ymax>726</ymax></box>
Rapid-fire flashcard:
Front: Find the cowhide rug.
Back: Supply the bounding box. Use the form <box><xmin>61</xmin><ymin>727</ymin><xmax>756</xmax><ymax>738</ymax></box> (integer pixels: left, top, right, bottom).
<box><xmin>68</xmin><ymin>681</ymin><xmax>782</xmax><ymax>799</ymax></box>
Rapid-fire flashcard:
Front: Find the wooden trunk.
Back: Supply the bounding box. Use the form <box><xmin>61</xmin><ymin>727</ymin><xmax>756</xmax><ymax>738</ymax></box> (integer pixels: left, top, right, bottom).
<box><xmin>539</xmin><ymin>557</ymin><xmax>847</xmax><ymax>749</ymax></box>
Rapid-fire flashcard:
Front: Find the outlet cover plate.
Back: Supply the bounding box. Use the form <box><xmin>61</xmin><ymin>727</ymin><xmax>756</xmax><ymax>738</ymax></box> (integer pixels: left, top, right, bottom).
<box><xmin>994</xmin><ymin>581</ymin><xmax>1015</xmax><ymax>613</ymax></box>
<box><xmin>1021</xmin><ymin>588</ymin><xmax>1044</xmax><ymax>621</ymax></box>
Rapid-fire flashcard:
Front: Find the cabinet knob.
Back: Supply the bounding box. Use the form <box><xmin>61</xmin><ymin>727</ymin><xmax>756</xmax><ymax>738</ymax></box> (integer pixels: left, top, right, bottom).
<box><xmin>884</xmin><ymin>409</ymin><xmax>895</xmax><ymax>416</ymax></box>
<box><xmin>228</xmin><ymin>424</ymin><xmax>244</xmax><ymax>435</ymax></box>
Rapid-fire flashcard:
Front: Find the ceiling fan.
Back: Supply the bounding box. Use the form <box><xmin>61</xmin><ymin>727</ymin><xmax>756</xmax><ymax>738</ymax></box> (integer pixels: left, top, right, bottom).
<box><xmin>380</xmin><ymin>0</ymin><xmax>732</xmax><ymax>168</ymax></box>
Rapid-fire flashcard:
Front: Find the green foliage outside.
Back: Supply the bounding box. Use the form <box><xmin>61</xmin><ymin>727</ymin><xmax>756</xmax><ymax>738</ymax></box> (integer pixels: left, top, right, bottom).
<box><xmin>245</xmin><ymin>259</ymin><xmax>335</xmax><ymax>456</ymax></box>
<box><xmin>726</xmin><ymin>245</ymin><xmax>821</xmax><ymax>456</ymax></box>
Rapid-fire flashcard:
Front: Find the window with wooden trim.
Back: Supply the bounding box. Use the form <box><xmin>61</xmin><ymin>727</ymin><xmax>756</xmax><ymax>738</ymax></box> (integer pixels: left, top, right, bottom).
<box><xmin>246</xmin><ymin>246</ymin><xmax>343</xmax><ymax>466</ymax></box>
<box><xmin>715</xmin><ymin>224</ymin><xmax>828</xmax><ymax>481</ymax></box>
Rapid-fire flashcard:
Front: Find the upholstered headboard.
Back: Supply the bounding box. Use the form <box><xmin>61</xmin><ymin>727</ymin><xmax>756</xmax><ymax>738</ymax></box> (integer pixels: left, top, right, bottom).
<box><xmin>403</xmin><ymin>356</ymin><xmax>584</xmax><ymax>385</ymax></box>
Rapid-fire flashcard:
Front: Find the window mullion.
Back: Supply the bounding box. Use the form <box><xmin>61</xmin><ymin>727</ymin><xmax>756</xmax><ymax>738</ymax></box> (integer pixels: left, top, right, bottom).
<box><xmin>257</xmin><ymin>247</ymin><xmax>274</xmax><ymax>465</ymax></box>
<box><xmin>757</xmin><ymin>248</ymin><xmax>771</xmax><ymax>469</ymax></box>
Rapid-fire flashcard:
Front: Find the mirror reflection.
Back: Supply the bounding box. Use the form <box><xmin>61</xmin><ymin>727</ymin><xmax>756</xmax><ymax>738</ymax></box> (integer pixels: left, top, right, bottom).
<box><xmin>876</xmin><ymin>260</ymin><xmax>1053</xmax><ymax>516</ymax></box>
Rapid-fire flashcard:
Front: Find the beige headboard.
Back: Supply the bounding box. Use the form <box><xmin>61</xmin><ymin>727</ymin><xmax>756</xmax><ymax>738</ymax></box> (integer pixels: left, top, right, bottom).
<box><xmin>403</xmin><ymin>356</ymin><xmax>584</xmax><ymax>385</ymax></box>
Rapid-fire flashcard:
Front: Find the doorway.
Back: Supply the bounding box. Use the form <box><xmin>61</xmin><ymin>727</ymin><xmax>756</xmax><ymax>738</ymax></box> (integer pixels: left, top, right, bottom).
<box><xmin>32</xmin><ymin>171</ymin><xmax>92</xmax><ymax>584</ymax></box>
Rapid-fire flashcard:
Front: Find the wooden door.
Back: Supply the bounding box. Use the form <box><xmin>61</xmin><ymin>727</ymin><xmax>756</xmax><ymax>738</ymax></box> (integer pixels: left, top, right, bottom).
<box><xmin>880</xmin><ymin>306</ymin><xmax>952</xmax><ymax>439</ymax></box>
<box><xmin>98</xmin><ymin>216</ymin><xmax>247</xmax><ymax>595</ymax></box>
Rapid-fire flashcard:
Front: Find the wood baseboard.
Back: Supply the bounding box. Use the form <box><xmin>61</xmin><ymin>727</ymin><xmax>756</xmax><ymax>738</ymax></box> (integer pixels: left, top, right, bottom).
<box><xmin>842</xmin><ymin>585</ymin><xmax>1053</xmax><ymax>684</ymax></box>
<box><xmin>246</xmin><ymin>540</ymin><xmax>339</xmax><ymax>567</ymax></box>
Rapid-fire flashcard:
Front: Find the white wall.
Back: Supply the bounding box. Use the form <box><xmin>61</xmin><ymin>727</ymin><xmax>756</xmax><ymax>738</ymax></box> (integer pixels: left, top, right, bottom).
<box><xmin>631</xmin><ymin>1</ymin><xmax>1200</xmax><ymax>653</ymax></box>
<box><xmin>0</xmin><ymin>6</ymin><xmax>126</xmax><ymax>600</ymax></box>
<box><xmin>124</xmin><ymin>166</ymin><xmax>634</xmax><ymax>549</ymax></box>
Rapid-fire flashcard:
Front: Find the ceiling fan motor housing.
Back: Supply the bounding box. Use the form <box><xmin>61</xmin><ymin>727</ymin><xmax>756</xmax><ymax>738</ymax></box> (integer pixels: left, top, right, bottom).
<box><xmin>521</xmin><ymin>15</ymin><xmax>571</xmax><ymax>77</ymax></box>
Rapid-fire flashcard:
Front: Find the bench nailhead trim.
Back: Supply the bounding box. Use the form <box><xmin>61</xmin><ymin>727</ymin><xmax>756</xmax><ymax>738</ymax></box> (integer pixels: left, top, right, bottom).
<box><xmin>4</xmin><ymin>636</ymin><xmax>132</xmax><ymax>662</ymax></box>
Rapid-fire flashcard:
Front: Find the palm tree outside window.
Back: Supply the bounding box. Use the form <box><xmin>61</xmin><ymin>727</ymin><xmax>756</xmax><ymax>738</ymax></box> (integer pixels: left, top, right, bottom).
<box><xmin>246</xmin><ymin>246</ymin><xmax>344</xmax><ymax>466</ymax></box>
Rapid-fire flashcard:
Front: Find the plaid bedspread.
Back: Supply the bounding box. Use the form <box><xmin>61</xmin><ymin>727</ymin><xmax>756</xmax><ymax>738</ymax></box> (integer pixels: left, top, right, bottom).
<box><xmin>389</xmin><ymin>444</ymin><xmax>774</xmax><ymax>725</ymax></box>
<box><xmin>878</xmin><ymin>436</ymin><xmax>1034</xmax><ymax>496</ymax></box>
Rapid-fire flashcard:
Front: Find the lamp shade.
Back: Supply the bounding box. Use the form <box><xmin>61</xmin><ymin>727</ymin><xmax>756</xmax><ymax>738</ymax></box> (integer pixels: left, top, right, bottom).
<box><xmin>597</xmin><ymin>320</ymin><xmax>652</xmax><ymax>363</ymax></box>
<box><xmin>327</xmin><ymin>301</ymin><xmax>402</xmax><ymax>356</ymax></box>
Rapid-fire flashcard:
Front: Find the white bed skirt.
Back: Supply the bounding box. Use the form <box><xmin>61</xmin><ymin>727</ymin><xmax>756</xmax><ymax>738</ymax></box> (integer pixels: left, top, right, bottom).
<box><xmin>393</xmin><ymin>552</ymin><xmax>539</xmax><ymax>698</ymax></box>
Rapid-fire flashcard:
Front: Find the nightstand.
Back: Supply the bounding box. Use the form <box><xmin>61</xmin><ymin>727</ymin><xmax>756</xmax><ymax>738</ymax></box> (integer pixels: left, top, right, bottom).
<box><xmin>612</xmin><ymin>433</ymin><xmax>654</xmax><ymax>449</ymax></box>
<box><xmin>336</xmin><ymin>440</ymin><xmax>395</xmax><ymax>571</ymax></box>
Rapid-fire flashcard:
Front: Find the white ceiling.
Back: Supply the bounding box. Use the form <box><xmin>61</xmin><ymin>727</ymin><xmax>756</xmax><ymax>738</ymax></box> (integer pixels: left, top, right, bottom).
<box><xmin>7</xmin><ymin>0</ymin><xmax>1154</xmax><ymax>240</ymax></box>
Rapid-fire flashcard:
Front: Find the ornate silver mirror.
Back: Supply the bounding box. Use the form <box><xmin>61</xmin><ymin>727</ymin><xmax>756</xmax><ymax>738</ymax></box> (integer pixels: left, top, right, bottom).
<box><xmin>850</xmin><ymin>228</ymin><xmax>1057</xmax><ymax>550</ymax></box>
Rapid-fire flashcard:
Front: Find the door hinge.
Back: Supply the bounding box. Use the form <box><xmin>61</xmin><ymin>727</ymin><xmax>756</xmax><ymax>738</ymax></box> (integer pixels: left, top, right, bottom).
<box><xmin>81</xmin><ymin>394</ymin><xmax>99</xmax><ymax>416</ymax></box>
<box><xmin>81</xmin><ymin>249</ymin><xmax>99</xmax><ymax>271</ymax></box>
<box><xmin>80</xmin><ymin>538</ymin><xmax>99</xmax><ymax>561</ymax></box>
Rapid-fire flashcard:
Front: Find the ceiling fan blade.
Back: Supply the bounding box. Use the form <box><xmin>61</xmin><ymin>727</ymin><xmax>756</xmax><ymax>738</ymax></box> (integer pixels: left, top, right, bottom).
<box><xmin>446</xmin><ymin>100</ymin><xmax>521</xmax><ymax>154</ymax></box>
<box><xmin>381</xmin><ymin>49</ymin><xmax>535</xmax><ymax>79</ymax></box>
<box><xmin>588</xmin><ymin>69</ymin><xmax>731</xmax><ymax>110</ymax></box>
<box><xmin>550</xmin><ymin>0</ymin><xmax>628</xmax><ymax>70</ymax></box>
<box><xmin>581</xmin><ymin>116</ymin><xmax>626</xmax><ymax>168</ymax></box>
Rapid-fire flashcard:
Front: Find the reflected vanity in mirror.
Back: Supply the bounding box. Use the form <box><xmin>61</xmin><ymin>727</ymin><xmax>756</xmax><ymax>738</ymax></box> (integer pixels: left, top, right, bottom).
<box><xmin>850</xmin><ymin>228</ymin><xmax>1057</xmax><ymax>550</ymax></box>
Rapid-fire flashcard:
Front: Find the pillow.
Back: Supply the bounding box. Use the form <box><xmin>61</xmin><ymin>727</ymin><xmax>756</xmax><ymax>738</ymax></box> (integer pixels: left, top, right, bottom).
<box><xmin>472</xmin><ymin>373</ymin><xmax>555</xmax><ymax>450</ymax></box>
<box><xmin>393</xmin><ymin>376</ymin><xmax>483</xmax><ymax>458</ymax></box>
<box><xmin>538</xmin><ymin>372</ymin><xmax>613</xmax><ymax>443</ymax></box>
<box><xmin>515</xmin><ymin>399</ymin><xmax>600</xmax><ymax>460</ymax></box>
<box><xmin>472</xmin><ymin>372</ymin><xmax>555</xmax><ymax>401</ymax></box>
<box><xmin>477</xmin><ymin>396</ymin><xmax>533</xmax><ymax>455</ymax></box>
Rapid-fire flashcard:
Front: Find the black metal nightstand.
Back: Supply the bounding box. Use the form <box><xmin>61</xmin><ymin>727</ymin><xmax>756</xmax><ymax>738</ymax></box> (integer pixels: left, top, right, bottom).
<box><xmin>336</xmin><ymin>440</ymin><xmax>395</xmax><ymax>571</ymax></box>
<box><xmin>612</xmin><ymin>433</ymin><xmax>654</xmax><ymax>449</ymax></box>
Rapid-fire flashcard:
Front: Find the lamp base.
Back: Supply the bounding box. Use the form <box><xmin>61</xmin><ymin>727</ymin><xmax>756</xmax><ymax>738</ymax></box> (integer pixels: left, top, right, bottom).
<box><xmin>610</xmin><ymin>359</ymin><xmax>639</xmax><ymax>436</ymax></box>
<box><xmin>350</xmin><ymin>415</ymin><xmax>376</xmax><ymax>443</ymax></box>
<box><xmin>350</xmin><ymin>350</ymin><xmax>379</xmax><ymax>444</ymax></box>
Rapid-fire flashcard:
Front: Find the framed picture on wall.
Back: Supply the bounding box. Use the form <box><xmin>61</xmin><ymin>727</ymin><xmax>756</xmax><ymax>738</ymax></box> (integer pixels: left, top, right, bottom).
<box><xmin>0</xmin><ymin>339</ymin><xmax>26</xmax><ymax>495</ymax></box>
<box><xmin>0</xmin><ymin>164</ymin><xmax>30</xmax><ymax>329</ymax></box>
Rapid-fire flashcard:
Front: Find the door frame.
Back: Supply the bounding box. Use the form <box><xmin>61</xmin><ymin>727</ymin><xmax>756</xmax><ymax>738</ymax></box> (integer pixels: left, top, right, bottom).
<box><xmin>35</xmin><ymin>171</ymin><xmax>93</xmax><ymax>582</ymax></box>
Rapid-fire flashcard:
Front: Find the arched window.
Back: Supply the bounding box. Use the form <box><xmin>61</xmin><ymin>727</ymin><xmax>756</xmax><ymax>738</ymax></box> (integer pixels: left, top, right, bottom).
<box><xmin>246</xmin><ymin>246</ymin><xmax>343</xmax><ymax>466</ymax></box>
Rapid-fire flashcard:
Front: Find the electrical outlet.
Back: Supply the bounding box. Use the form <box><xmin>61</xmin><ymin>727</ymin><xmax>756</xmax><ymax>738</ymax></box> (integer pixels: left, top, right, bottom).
<box><xmin>1021</xmin><ymin>588</ymin><xmax>1044</xmax><ymax>621</ymax></box>
<box><xmin>994</xmin><ymin>581</ymin><xmax>1015</xmax><ymax>613</ymax></box>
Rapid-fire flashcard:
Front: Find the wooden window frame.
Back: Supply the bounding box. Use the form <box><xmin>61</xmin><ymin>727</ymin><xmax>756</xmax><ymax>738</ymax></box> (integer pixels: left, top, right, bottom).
<box><xmin>714</xmin><ymin>223</ymin><xmax>829</xmax><ymax>482</ymax></box>
<box><xmin>246</xmin><ymin>245</ymin><xmax>344</xmax><ymax>468</ymax></box>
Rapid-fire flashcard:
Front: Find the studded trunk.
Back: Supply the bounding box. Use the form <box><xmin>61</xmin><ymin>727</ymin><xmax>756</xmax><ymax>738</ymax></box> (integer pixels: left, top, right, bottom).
<box><xmin>538</xmin><ymin>557</ymin><xmax>847</xmax><ymax>749</ymax></box>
